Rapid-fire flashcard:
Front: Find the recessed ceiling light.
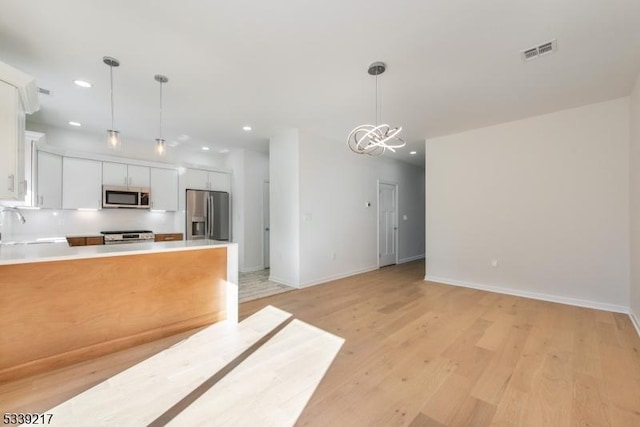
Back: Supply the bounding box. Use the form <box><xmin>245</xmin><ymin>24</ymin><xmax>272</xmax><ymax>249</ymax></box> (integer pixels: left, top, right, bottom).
<box><xmin>202</xmin><ymin>146</ymin><xmax>210</xmax><ymax>151</ymax></box>
<box><xmin>410</xmin><ymin>151</ymin><xmax>417</xmax><ymax>155</ymax></box>
<box><xmin>68</xmin><ymin>121</ymin><xmax>82</xmax><ymax>127</ymax></box>
<box><xmin>242</xmin><ymin>126</ymin><xmax>252</xmax><ymax>131</ymax></box>
<box><xmin>73</xmin><ymin>80</ymin><xmax>92</xmax><ymax>88</ymax></box>
<box><xmin>219</xmin><ymin>149</ymin><xmax>230</xmax><ymax>154</ymax></box>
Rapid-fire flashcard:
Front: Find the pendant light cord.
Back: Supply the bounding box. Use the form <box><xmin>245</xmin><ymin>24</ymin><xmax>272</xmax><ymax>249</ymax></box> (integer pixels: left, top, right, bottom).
<box><xmin>109</xmin><ymin>64</ymin><xmax>114</xmax><ymax>130</ymax></box>
<box><xmin>375</xmin><ymin>73</ymin><xmax>379</xmax><ymax>126</ymax></box>
<box><xmin>158</xmin><ymin>80</ymin><xmax>163</xmax><ymax>139</ymax></box>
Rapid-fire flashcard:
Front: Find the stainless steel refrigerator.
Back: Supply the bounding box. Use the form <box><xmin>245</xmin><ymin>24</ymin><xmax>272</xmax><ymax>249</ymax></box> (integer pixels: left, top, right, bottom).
<box><xmin>186</xmin><ymin>190</ymin><xmax>231</xmax><ymax>241</ymax></box>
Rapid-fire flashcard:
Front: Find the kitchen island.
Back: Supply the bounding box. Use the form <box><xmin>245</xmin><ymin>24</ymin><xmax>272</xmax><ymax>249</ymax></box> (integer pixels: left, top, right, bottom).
<box><xmin>0</xmin><ymin>239</ymin><xmax>238</xmax><ymax>382</ymax></box>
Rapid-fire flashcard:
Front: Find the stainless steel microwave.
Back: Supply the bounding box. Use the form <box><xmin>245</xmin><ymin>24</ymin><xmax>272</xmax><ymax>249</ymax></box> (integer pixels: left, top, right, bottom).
<box><xmin>102</xmin><ymin>186</ymin><xmax>150</xmax><ymax>209</ymax></box>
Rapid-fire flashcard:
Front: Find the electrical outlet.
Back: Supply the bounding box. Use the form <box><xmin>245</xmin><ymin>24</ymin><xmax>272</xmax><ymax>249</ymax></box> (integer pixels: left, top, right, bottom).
<box><xmin>491</xmin><ymin>259</ymin><xmax>498</xmax><ymax>267</ymax></box>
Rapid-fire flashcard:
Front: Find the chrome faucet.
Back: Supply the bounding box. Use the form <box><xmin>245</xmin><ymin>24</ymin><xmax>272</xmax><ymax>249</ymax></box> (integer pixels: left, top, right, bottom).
<box><xmin>0</xmin><ymin>207</ymin><xmax>27</xmax><ymax>224</ymax></box>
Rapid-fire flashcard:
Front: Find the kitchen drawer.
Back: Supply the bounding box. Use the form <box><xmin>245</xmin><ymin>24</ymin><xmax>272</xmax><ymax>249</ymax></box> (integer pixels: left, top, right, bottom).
<box><xmin>86</xmin><ymin>236</ymin><xmax>104</xmax><ymax>246</ymax></box>
<box><xmin>66</xmin><ymin>237</ymin><xmax>86</xmax><ymax>247</ymax></box>
<box><xmin>67</xmin><ymin>236</ymin><xmax>104</xmax><ymax>246</ymax></box>
<box><xmin>154</xmin><ymin>233</ymin><xmax>183</xmax><ymax>242</ymax></box>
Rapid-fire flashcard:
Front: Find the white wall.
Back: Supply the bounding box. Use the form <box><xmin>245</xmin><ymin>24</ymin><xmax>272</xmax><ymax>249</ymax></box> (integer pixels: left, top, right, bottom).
<box><xmin>426</xmin><ymin>98</ymin><xmax>630</xmax><ymax>311</ymax></box>
<box><xmin>269</xmin><ymin>129</ymin><xmax>425</xmax><ymax>288</ymax></box>
<box><xmin>630</xmin><ymin>73</ymin><xmax>640</xmax><ymax>328</ymax></box>
<box><xmin>269</xmin><ymin>130</ymin><xmax>300</xmax><ymax>285</ymax></box>
<box><xmin>298</xmin><ymin>130</ymin><xmax>425</xmax><ymax>287</ymax></box>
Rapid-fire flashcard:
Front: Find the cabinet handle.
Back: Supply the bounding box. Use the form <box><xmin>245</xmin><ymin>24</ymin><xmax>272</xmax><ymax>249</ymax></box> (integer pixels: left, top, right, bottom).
<box><xmin>40</xmin><ymin>195</ymin><xmax>44</xmax><ymax>205</ymax></box>
<box><xmin>8</xmin><ymin>174</ymin><xmax>14</xmax><ymax>192</ymax></box>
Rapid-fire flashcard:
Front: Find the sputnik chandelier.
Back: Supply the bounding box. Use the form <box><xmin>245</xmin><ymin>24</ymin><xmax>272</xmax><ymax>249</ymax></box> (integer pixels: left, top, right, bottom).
<box><xmin>347</xmin><ymin>61</ymin><xmax>404</xmax><ymax>156</ymax></box>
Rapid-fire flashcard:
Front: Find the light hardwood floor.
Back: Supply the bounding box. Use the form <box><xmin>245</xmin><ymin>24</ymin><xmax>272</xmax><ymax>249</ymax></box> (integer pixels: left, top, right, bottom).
<box><xmin>2</xmin><ymin>260</ymin><xmax>640</xmax><ymax>426</ymax></box>
<box><xmin>240</xmin><ymin>260</ymin><xmax>640</xmax><ymax>427</ymax></box>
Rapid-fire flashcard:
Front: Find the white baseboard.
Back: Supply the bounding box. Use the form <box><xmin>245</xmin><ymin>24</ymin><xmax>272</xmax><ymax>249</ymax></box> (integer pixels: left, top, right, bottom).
<box><xmin>398</xmin><ymin>254</ymin><xmax>425</xmax><ymax>264</ymax></box>
<box><xmin>268</xmin><ymin>275</ymin><xmax>300</xmax><ymax>289</ymax></box>
<box><xmin>240</xmin><ymin>265</ymin><xmax>266</xmax><ymax>273</ymax></box>
<box><xmin>424</xmin><ymin>275</ymin><xmax>629</xmax><ymax>314</ymax></box>
<box><xmin>299</xmin><ymin>265</ymin><xmax>379</xmax><ymax>288</ymax></box>
<box><xmin>630</xmin><ymin>309</ymin><xmax>640</xmax><ymax>338</ymax></box>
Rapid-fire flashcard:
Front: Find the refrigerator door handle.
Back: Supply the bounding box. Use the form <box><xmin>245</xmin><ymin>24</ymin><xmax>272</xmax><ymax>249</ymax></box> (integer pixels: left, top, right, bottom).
<box><xmin>204</xmin><ymin>194</ymin><xmax>209</xmax><ymax>238</ymax></box>
<box><xmin>210</xmin><ymin>197</ymin><xmax>218</xmax><ymax>239</ymax></box>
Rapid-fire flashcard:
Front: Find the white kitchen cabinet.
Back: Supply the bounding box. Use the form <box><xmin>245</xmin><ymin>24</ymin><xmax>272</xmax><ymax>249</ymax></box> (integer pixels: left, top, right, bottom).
<box><xmin>185</xmin><ymin>168</ymin><xmax>231</xmax><ymax>192</ymax></box>
<box><xmin>0</xmin><ymin>62</ymin><xmax>38</xmax><ymax>201</ymax></box>
<box><xmin>35</xmin><ymin>151</ymin><xmax>62</xmax><ymax>209</ymax></box>
<box><xmin>62</xmin><ymin>157</ymin><xmax>102</xmax><ymax>209</ymax></box>
<box><xmin>0</xmin><ymin>80</ymin><xmax>24</xmax><ymax>200</ymax></box>
<box><xmin>209</xmin><ymin>171</ymin><xmax>231</xmax><ymax>192</ymax></box>
<box><xmin>103</xmin><ymin>162</ymin><xmax>150</xmax><ymax>187</ymax></box>
<box><xmin>150</xmin><ymin>167</ymin><xmax>178</xmax><ymax>211</ymax></box>
<box><xmin>185</xmin><ymin>168</ymin><xmax>209</xmax><ymax>190</ymax></box>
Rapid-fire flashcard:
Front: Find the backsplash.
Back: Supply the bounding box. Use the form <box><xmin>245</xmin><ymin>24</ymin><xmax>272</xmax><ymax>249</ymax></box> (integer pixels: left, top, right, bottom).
<box><xmin>0</xmin><ymin>209</ymin><xmax>183</xmax><ymax>241</ymax></box>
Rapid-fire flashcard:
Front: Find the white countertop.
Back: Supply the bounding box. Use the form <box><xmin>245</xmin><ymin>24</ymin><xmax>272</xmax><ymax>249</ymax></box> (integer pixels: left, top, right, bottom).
<box><xmin>0</xmin><ymin>239</ymin><xmax>235</xmax><ymax>265</ymax></box>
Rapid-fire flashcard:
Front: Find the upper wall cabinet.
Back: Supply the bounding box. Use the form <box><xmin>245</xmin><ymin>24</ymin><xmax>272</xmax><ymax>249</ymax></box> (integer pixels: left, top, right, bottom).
<box><xmin>103</xmin><ymin>162</ymin><xmax>150</xmax><ymax>188</ymax></box>
<box><xmin>150</xmin><ymin>167</ymin><xmax>178</xmax><ymax>211</ymax></box>
<box><xmin>185</xmin><ymin>168</ymin><xmax>231</xmax><ymax>192</ymax></box>
<box><xmin>0</xmin><ymin>62</ymin><xmax>39</xmax><ymax>200</ymax></box>
<box><xmin>0</xmin><ymin>81</ymin><xmax>22</xmax><ymax>200</ymax></box>
<box><xmin>35</xmin><ymin>151</ymin><xmax>62</xmax><ymax>209</ymax></box>
<box><xmin>62</xmin><ymin>157</ymin><xmax>102</xmax><ymax>209</ymax></box>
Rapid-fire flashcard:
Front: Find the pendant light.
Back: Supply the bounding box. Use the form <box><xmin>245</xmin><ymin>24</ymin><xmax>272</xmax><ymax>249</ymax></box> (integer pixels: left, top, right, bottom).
<box><xmin>103</xmin><ymin>56</ymin><xmax>121</xmax><ymax>150</ymax></box>
<box><xmin>347</xmin><ymin>61</ymin><xmax>405</xmax><ymax>156</ymax></box>
<box><xmin>154</xmin><ymin>74</ymin><xmax>169</xmax><ymax>156</ymax></box>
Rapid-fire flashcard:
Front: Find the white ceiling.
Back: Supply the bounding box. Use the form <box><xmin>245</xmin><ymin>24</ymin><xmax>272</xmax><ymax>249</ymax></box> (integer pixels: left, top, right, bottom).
<box><xmin>1</xmin><ymin>0</ymin><xmax>639</xmax><ymax>168</ymax></box>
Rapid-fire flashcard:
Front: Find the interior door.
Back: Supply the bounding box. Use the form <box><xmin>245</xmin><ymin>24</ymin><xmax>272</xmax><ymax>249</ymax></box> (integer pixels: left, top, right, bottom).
<box><xmin>263</xmin><ymin>181</ymin><xmax>270</xmax><ymax>268</ymax></box>
<box><xmin>378</xmin><ymin>182</ymin><xmax>398</xmax><ymax>267</ymax></box>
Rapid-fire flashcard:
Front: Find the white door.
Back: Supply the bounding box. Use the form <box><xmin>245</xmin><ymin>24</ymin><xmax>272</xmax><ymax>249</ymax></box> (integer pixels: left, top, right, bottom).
<box><xmin>263</xmin><ymin>181</ymin><xmax>270</xmax><ymax>268</ymax></box>
<box><xmin>378</xmin><ymin>182</ymin><xmax>397</xmax><ymax>267</ymax></box>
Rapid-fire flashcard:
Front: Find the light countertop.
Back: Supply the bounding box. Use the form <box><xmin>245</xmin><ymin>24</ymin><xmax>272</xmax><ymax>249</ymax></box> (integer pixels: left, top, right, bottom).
<box><xmin>0</xmin><ymin>239</ymin><xmax>235</xmax><ymax>265</ymax></box>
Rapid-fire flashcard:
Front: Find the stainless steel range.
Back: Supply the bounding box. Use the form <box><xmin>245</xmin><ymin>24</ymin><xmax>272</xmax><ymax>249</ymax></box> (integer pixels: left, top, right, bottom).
<box><xmin>100</xmin><ymin>230</ymin><xmax>155</xmax><ymax>245</ymax></box>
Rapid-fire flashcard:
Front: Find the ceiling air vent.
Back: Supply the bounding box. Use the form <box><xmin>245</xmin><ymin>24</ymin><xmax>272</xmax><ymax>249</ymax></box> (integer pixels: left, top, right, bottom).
<box><xmin>521</xmin><ymin>39</ymin><xmax>557</xmax><ymax>61</ymax></box>
<box><xmin>38</xmin><ymin>87</ymin><xmax>51</xmax><ymax>95</ymax></box>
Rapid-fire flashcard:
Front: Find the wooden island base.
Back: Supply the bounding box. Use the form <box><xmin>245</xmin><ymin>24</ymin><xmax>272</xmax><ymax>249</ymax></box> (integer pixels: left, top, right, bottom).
<box><xmin>0</xmin><ymin>246</ymin><xmax>232</xmax><ymax>382</ymax></box>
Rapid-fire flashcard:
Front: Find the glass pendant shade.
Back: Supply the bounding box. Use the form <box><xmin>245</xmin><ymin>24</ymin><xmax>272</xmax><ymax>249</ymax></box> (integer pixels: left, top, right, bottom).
<box><xmin>155</xmin><ymin>138</ymin><xmax>166</xmax><ymax>156</ymax></box>
<box><xmin>107</xmin><ymin>129</ymin><xmax>121</xmax><ymax>150</ymax></box>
